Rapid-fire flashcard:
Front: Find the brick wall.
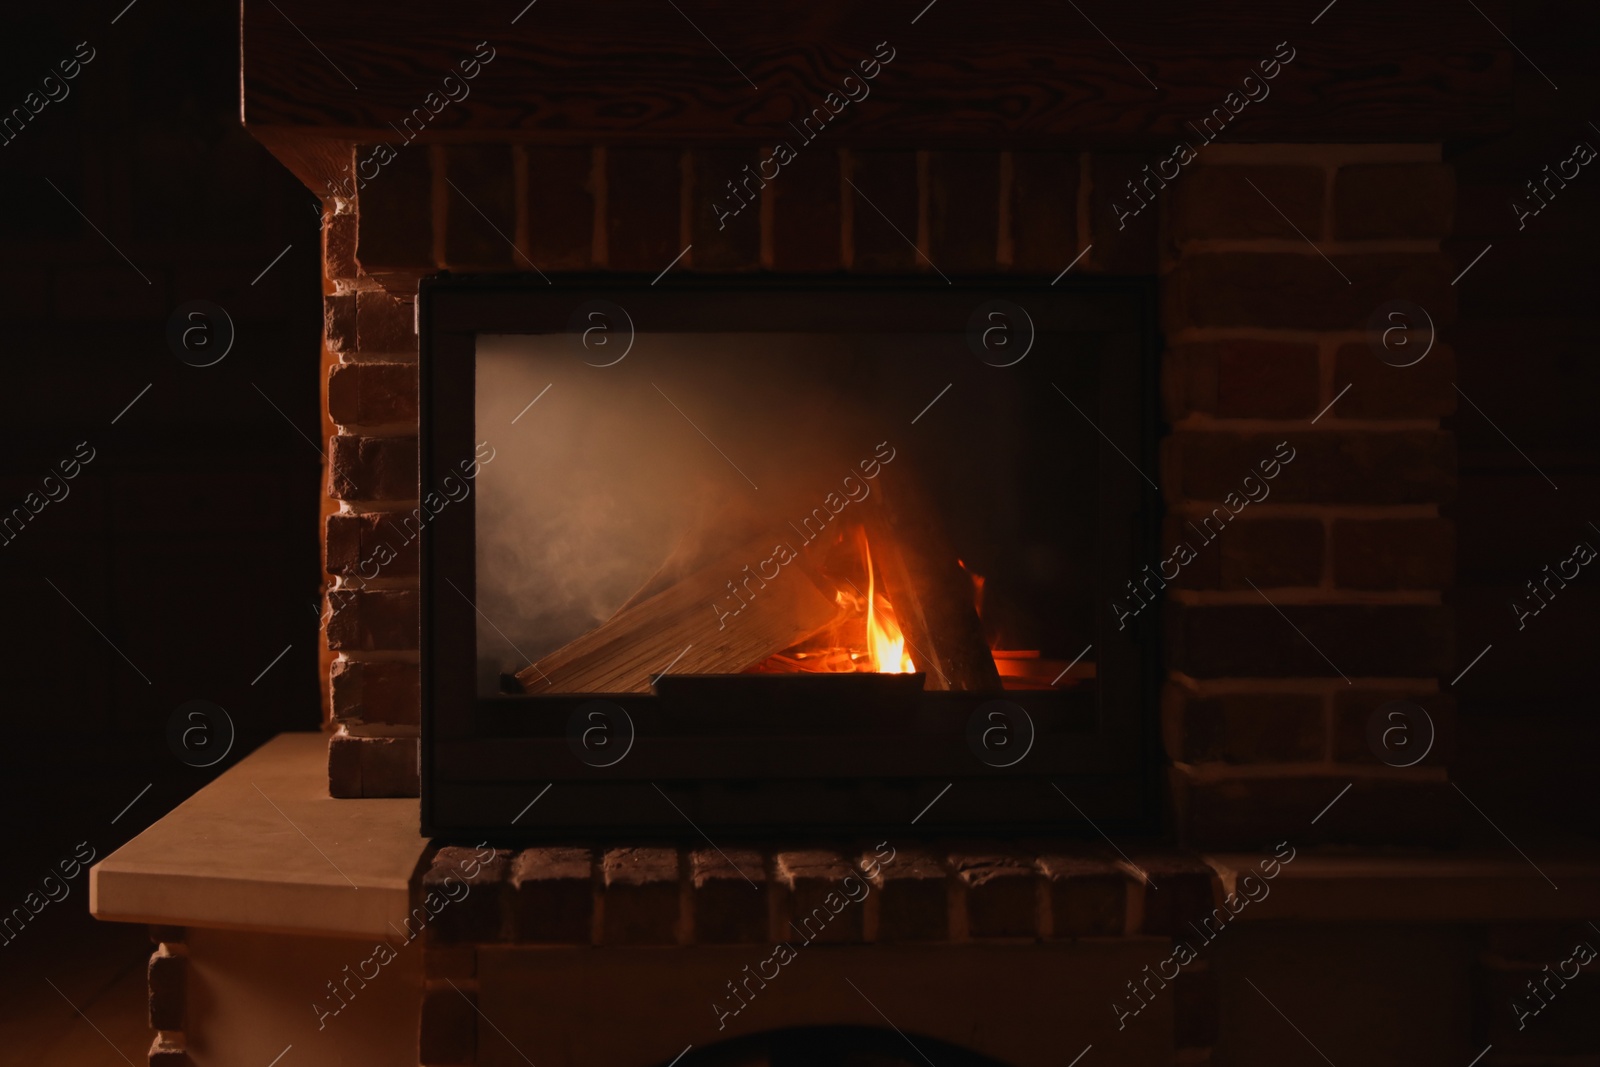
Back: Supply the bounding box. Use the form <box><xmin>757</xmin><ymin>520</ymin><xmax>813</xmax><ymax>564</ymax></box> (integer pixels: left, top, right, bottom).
<box><xmin>324</xmin><ymin>142</ymin><xmax>1460</xmax><ymax>852</ymax></box>
<box><xmin>1158</xmin><ymin>144</ymin><xmax>1459</xmax><ymax>848</ymax></box>
<box><xmin>413</xmin><ymin>842</ymin><xmax>1217</xmax><ymax>1066</ymax></box>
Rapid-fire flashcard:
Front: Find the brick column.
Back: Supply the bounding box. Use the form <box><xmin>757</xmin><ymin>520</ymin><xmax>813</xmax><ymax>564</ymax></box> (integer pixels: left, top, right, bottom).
<box><xmin>322</xmin><ymin>159</ymin><xmax>425</xmax><ymax>797</ymax></box>
<box><xmin>1159</xmin><ymin>145</ymin><xmax>1459</xmax><ymax>847</ymax></box>
<box><xmin>146</xmin><ymin>926</ymin><xmax>189</xmax><ymax>1065</ymax></box>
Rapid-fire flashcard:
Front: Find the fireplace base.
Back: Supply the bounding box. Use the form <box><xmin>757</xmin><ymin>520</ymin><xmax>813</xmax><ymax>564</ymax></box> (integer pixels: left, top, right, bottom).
<box><xmin>91</xmin><ymin>735</ymin><xmax>1600</xmax><ymax>1067</ymax></box>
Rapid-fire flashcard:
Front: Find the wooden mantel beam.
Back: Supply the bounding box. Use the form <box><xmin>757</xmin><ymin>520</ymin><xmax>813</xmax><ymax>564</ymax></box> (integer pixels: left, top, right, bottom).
<box><xmin>242</xmin><ymin>1</ymin><xmax>1512</xmax><ymax>150</ymax></box>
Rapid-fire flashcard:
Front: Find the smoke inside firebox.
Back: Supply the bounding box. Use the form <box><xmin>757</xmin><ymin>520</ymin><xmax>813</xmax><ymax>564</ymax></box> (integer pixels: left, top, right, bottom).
<box><xmin>473</xmin><ymin>331</ymin><xmax>1100</xmax><ymax>697</ymax></box>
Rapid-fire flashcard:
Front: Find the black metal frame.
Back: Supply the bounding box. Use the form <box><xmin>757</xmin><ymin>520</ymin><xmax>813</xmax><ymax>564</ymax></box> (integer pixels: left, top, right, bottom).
<box><xmin>419</xmin><ymin>273</ymin><xmax>1162</xmax><ymax>840</ymax></box>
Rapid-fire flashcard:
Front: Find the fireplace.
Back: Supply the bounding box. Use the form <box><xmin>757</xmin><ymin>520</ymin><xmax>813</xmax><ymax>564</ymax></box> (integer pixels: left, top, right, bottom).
<box><xmin>70</xmin><ymin>5</ymin><xmax>1600</xmax><ymax>1067</ymax></box>
<box><xmin>420</xmin><ymin>276</ymin><xmax>1159</xmax><ymax>835</ymax></box>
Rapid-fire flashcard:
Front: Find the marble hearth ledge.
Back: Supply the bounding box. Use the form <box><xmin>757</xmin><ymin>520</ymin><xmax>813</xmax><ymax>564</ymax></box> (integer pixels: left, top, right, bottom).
<box><xmin>90</xmin><ymin>733</ymin><xmax>426</xmax><ymax>938</ymax></box>
<box><xmin>91</xmin><ymin>732</ymin><xmax>1600</xmax><ymax>936</ymax></box>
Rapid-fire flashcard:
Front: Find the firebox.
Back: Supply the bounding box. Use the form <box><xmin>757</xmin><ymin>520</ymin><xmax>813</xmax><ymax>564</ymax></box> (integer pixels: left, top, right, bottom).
<box><xmin>420</xmin><ymin>275</ymin><xmax>1159</xmax><ymax>837</ymax></box>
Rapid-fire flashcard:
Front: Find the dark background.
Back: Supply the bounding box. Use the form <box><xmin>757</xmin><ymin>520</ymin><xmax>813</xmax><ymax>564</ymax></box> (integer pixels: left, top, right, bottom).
<box><xmin>1446</xmin><ymin>5</ymin><xmax>1600</xmax><ymax>843</ymax></box>
<box><xmin>0</xmin><ymin>6</ymin><xmax>322</xmax><ymax>1055</ymax></box>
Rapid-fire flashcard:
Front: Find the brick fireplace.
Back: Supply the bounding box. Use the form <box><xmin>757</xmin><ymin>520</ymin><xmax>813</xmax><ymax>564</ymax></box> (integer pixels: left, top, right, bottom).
<box><xmin>321</xmin><ymin>123</ymin><xmax>1458</xmax><ymax>1067</ymax></box>
<box><xmin>318</xmin><ymin>135</ymin><xmax>1459</xmax><ymax>846</ymax></box>
<box><xmin>88</xmin><ymin>5</ymin><xmax>1600</xmax><ymax>1067</ymax></box>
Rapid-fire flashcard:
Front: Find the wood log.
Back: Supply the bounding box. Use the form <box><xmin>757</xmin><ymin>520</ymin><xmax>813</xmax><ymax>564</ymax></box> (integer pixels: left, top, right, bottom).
<box><xmin>864</xmin><ymin>468</ymin><xmax>1002</xmax><ymax>692</ymax></box>
<box><xmin>518</xmin><ymin>534</ymin><xmax>845</xmax><ymax>694</ymax></box>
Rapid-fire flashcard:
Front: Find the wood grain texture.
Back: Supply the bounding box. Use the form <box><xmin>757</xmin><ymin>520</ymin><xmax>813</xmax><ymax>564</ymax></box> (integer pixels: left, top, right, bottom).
<box><xmin>242</xmin><ymin>2</ymin><xmax>1511</xmax><ymax>147</ymax></box>
<box><xmin>515</xmin><ymin>534</ymin><xmax>844</xmax><ymax>694</ymax></box>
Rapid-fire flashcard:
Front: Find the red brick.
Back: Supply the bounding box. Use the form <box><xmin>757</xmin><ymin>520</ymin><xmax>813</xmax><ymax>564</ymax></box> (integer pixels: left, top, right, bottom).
<box><xmin>526</xmin><ymin>147</ymin><xmax>596</xmax><ymax>271</ymax></box>
<box><xmin>330</xmin><ymin>657</ymin><xmax>419</xmax><ymax>726</ymax></box>
<box><xmin>148</xmin><ymin>1033</ymin><xmax>191</xmax><ymax>1065</ymax></box>
<box><xmin>950</xmin><ymin>853</ymin><xmax>1036</xmax><ymax>938</ymax></box>
<box><xmin>357</xmin><ymin>734</ymin><xmax>419</xmax><ymax>797</ymax></box>
<box><xmin>1166</xmin><ymin>688</ymin><xmax>1325</xmax><ymax>763</ymax></box>
<box><xmin>690</xmin><ymin>150</ymin><xmax>760</xmax><ymax>271</ymax></box>
<box><xmin>776</xmin><ymin>850</ymin><xmax>864</xmax><ymax>944</ymax></box>
<box><xmin>355</xmin><ymin>143</ymin><xmax>433</xmax><ymax>272</ymax></box>
<box><xmin>770</xmin><ymin>147</ymin><xmax>841</xmax><ymax>271</ymax></box>
<box><xmin>601</xmin><ymin>847</ymin><xmax>680</xmax><ymax>945</ymax></box>
<box><xmin>1335</xmin><ymin>164</ymin><xmax>1454</xmax><ymax>239</ymax></box>
<box><xmin>1166</xmin><ymin>603</ymin><xmax>1453</xmax><ymax>678</ymax></box>
<box><xmin>871</xmin><ymin>848</ymin><xmax>947</xmax><ymax>942</ymax></box>
<box><xmin>1010</xmin><ymin>151</ymin><xmax>1078</xmax><ymax>272</ymax></box>
<box><xmin>849</xmin><ymin>150</ymin><xmax>918</xmax><ymax>271</ymax></box>
<box><xmin>324</xmin><ymin>509</ymin><xmax>425</xmax><ymax>581</ymax></box>
<box><xmin>1133</xmin><ymin>854</ymin><xmax>1216</xmax><ymax>936</ymax></box>
<box><xmin>1174</xmin><ymin>772</ymin><xmax>1461</xmax><ymax>848</ymax></box>
<box><xmin>606</xmin><ymin>149</ymin><xmax>680</xmax><ymax>272</ymax></box>
<box><xmin>1166</xmin><ymin>431</ymin><xmax>1454</xmax><ymax>505</ymax></box>
<box><xmin>328</xmin><ymin>435</ymin><xmax>418</xmax><ymax>502</ymax></box>
<box><xmin>1170</xmin><ymin>340</ymin><xmax>1321</xmax><ymax>419</ymax></box>
<box><xmin>323</xmin><ymin>210</ymin><xmax>358</xmax><ymax>282</ymax></box>
<box><xmin>1038</xmin><ymin>855</ymin><xmax>1125</xmax><ymax>937</ymax></box>
<box><xmin>324</xmin><ymin>293</ymin><xmax>357</xmax><ymax>354</ymax></box>
<box><xmin>327</xmin><ymin>362</ymin><xmax>418</xmax><ymax>428</ymax></box>
<box><xmin>1088</xmin><ymin>153</ymin><xmax>1160</xmax><ymax>274</ymax></box>
<box><xmin>1333</xmin><ymin>518</ymin><xmax>1454</xmax><ymax>590</ymax></box>
<box><xmin>148</xmin><ymin>945</ymin><xmax>185</xmax><ymax>1031</ymax></box>
<box><xmin>1216</xmin><ymin>337</ymin><xmax>1318</xmax><ymax>415</ymax></box>
<box><xmin>1170</xmin><ymin>166</ymin><xmax>1323</xmax><ymax>243</ymax></box>
<box><xmin>326</xmin><ymin>589</ymin><xmax>419</xmax><ymax>651</ymax></box>
<box><xmin>1332</xmin><ymin>341</ymin><xmax>1457</xmax><ymax>418</ymax></box>
<box><xmin>355</xmin><ymin>290</ymin><xmax>415</xmax><ymax>356</ymax></box>
<box><xmin>330</xmin><ymin>732</ymin><xmax>418</xmax><ymax>797</ymax></box>
<box><xmin>1163</xmin><ymin>514</ymin><xmax>1324</xmax><ymax>590</ymax></box>
<box><xmin>328</xmin><ymin>732</ymin><xmax>362</xmax><ymax>798</ymax></box>
<box><xmin>1332</xmin><ymin>689</ymin><xmax>1454</xmax><ymax>767</ymax></box>
<box><xmin>690</xmin><ymin>848</ymin><xmax>767</xmax><ymax>944</ymax></box>
<box><xmin>927</xmin><ymin>152</ymin><xmax>999</xmax><ymax>271</ymax></box>
<box><xmin>423</xmin><ymin>847</ymin><xmax>509</xmax><ymax>943</ymax></box>
<box><xmin>420</xmin><ymin>983</ymin><xmax>476</xmax><ymax>1066</ymax></box>
<box><xmin>1164</xmin><ymin>253</ymin><xmax>1458</xmax><ymax>331</ymax></box>
<box><xmin>443</xmin><ymin>144</ymin><xmax>516</xmax><ymax>268</ymax></box>
<box><xmin>512</xmin><ymin>847</ymin><xmax>594</xmax><ymax>944</ymax></box>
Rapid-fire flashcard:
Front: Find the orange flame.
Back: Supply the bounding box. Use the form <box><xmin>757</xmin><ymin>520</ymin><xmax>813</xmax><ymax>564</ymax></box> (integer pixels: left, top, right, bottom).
<box><xmin>862</xmin><ymin>528</ymin><xmax>915</xmax><ymax>674</ymax></box>
<box><xmin>756</xmin><ymin>525</ymin><xmax>916</xmax><ymax>676</ymax></box>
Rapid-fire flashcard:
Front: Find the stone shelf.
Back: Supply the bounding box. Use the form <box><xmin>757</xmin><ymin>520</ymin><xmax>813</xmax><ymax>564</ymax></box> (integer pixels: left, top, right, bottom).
<box><xmin>90</xmin><ymin>733</ymin><xmax>427</xmax><ymax>939</ymax></box>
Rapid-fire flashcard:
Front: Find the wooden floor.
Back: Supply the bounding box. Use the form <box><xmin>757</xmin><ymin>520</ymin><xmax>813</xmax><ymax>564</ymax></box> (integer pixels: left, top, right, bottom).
<box><xmin>0</xmin><ymin>744</ymin><xmax>198</xmax><ymax>1064</ymax></box>
<box><xmin>0</xmin><ymin>903</ymin><xmax>152</xmax><ymax>1063</ymax></box>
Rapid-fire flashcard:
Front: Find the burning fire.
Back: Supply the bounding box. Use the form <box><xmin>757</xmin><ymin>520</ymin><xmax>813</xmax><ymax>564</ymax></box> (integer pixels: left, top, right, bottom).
<box><xmin>756</xmin><ymin>525</ymin><xmax>915</xmax><ymax>675</ymax></box>
<box><xmin>862</xmin><ymin>528</ymin><xmax>915</xmax><ymax>674</ymax></box>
